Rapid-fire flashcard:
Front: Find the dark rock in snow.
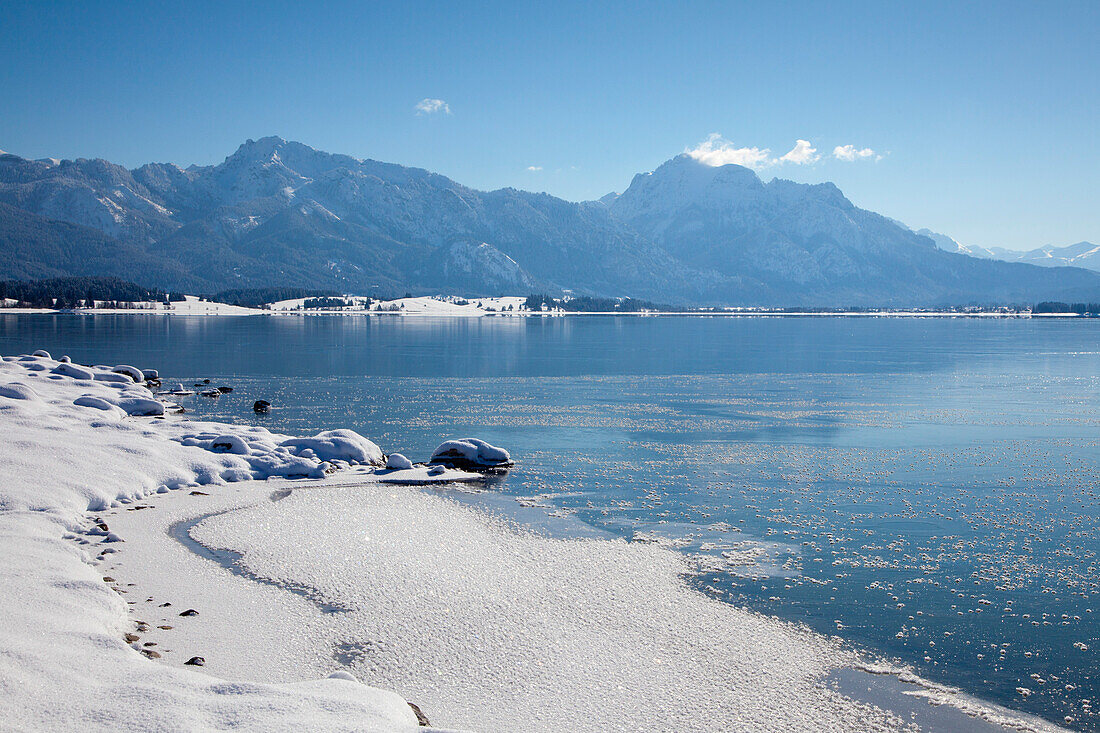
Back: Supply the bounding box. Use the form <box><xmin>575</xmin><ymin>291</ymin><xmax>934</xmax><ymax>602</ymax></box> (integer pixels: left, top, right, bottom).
<box><xmin>178</xmin><ymin>609</ymin><xmax>199</xmax><ymax>617</ymax></box>
<box><xmin>407</xmin><ymin>702</ymin><xmax>431</xmax><ymax>727</ymax></box>
<box><xmin>184</xmin><ymin>656</ymin><xmax>205</xmax><ymax>666</ymax></box>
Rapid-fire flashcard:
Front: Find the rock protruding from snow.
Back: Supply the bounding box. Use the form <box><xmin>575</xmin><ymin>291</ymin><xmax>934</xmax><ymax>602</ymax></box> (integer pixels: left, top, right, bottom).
<box><xmin>211</xmin><ymin>434</ymin><xmax>251</xmax><ymax>455</ymax></box>
<box><xmin>385</xmin><ymin>453</ymin><xmax>414</xmax><ymax>470</ymax></box>
<box><xmin>430</xmin><ymin>438</ymin><xmax>512</xmax><ymax>470</ymax></box>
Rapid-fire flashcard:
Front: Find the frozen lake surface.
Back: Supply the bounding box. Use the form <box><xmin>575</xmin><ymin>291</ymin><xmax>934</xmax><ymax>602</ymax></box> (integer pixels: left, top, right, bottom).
<box><xmin>4</xmin><ymin>313</ymin><xmax>1098</xmax><ymax>729</ymax></box>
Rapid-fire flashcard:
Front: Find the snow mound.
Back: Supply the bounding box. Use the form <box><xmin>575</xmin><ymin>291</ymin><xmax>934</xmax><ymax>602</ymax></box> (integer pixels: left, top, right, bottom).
<box><xmin>32</xmin><ymin>349</ymin><xmax>51</xmax><ymax>358</ymax></box>
<box><xmin>430</xmin><ymin>438</ymin><xmax>512</xmax><ymax>469</ymax></box>
<box><xmin>92</xmin><ymin>369</ymin><xmax>137</xmax><ymax>384</ymax></box>
<box><xmin>111</xmin><ymin>365</ymin><xmax>144</xmax><ymax>382</ymax></box>
<box><xmin>73</xmin><ymin>395</ymin><xmax>125</xmax><ymax>418</ymax></box>
<box><xmin>386</xmin><ymin>453</ymin><xmax>414</xmax><ymax>470</ymax></box>
<box><xmin>112</xmin><ymin>394</ymin><xmax>166</xmax><ymax>416</ymax></box>
<box><xmin>171</xmin><ymin>427</ymin><xmax>383</xmax><ymax>479</ymax></box>
<box><xmin>211</xmin><ymin>434</ymin><xmax>251</xmax><ymax>455</ymax></box>
<box><xmin>281</xmin><ymin>429</ymin><xmax>385</xmax><ymax>466</ymax></box>
<box><xmin>52</xmin><ymin>362</ymin><xmax>96</xmax><ymax>380</ymax></box>
<box><xmin>0</xmin><ymin>382</ymin><xmax>41</xmax><ymax>401</ymax></box>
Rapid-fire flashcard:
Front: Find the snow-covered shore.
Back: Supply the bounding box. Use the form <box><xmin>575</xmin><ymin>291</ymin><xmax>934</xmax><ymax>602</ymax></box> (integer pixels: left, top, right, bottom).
<box><xmin>0</xmin><ymin>350</ymin><xmax>1063</xmax><ymax>731</ymax></box>
<box><xmin>0</xmin><ymin>351</ymin><xmax>453</xmax><ymax>731</ymax></box>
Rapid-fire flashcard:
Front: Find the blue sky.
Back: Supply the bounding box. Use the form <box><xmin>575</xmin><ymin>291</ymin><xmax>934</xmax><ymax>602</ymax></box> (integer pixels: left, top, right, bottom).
<box><xmin>1</xmin><ymin>0</ymin><xmax>1096</xmax><ymax>249</ymax></box>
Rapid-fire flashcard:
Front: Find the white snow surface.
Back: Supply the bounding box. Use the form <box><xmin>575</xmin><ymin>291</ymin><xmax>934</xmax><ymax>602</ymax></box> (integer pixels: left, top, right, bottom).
<box><xmin>0</xmin><ymin>352</ymin><xmax>422</xmax><ymax>731</ymax></box>
<box><xmin>185</xmin><ymin>485</ymin><xmax>913</xmax><ymax>732</ymax></box>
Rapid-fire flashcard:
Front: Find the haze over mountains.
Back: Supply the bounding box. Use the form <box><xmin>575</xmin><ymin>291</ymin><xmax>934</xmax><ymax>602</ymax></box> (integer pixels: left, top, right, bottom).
<box><xmin>1</xmin><ymin>136</ymin><xmax>1097</xmax><ymax>306</ymax></box>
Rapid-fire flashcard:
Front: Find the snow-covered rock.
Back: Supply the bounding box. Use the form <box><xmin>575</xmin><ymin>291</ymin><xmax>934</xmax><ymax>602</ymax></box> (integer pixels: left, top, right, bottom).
<box><xmin>280</xmin><ymin>429</ymin><xmax>384</xmax><ymax>466</ymax></box>
<box><xmin>111</xmin><ymin>365</ymin><xmax>144</xmax><ymax>382</ymax></box>
<box><xmin>211</xmin><ymin>434</ymin><xmax>251</xmax><ymax>455</ymax></box>
<box><xmin>386</xmin><ymin>452</ymin><xmax>414</xmax><ymax>470</ymax></box>
<box><xmin>52</xmin><ymin>362</ymin><xmax>95</xmax><ymax>380</ymax></box>
<box><xmin>430</xmin><ymin>438</ymin><xmax>512</xmax><ymax>469</ymax></box>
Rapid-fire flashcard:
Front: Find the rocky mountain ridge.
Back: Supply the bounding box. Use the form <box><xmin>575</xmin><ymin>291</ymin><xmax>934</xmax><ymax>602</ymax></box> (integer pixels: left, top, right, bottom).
<box><xmin>1</xmin><ymin>138</ymin><xmax>1098</xmax><ymax>305</ymax></box>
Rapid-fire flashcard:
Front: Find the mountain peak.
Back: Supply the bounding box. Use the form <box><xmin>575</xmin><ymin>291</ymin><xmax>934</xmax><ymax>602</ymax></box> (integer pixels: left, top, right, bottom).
<box><xmin>228</xmin><ymin>136</ymin><xmax>292</xmax><ymax>163</ymax></box>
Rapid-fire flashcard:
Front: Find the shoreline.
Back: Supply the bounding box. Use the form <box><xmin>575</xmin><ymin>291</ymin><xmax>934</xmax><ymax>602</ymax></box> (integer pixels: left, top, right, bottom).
<box><xmin>103</xmin><ymin>474</ymin><xmax>1058</xmax><ymax>732</ymax></box>
<box><xmin>0</xmin><ymin>349</ymin><xmax>1068</xmax><ymax>731</ymax></box>
<box><xmin>0</xmin><ymin>307</ymin><xmax>1092</xmax><ymax>319</ymax></box>
<box><xmin>2</xmin><ymin>294</ymin><xmax>1094</xmax><ymax>319</ymax></box>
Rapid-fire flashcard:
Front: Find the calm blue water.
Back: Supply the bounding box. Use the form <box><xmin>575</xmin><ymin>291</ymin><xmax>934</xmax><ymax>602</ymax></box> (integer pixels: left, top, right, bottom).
<box><xmin>4</xmin><ymin>313</ymin><xmax>1100</xmax><ymax>729</ymax></box>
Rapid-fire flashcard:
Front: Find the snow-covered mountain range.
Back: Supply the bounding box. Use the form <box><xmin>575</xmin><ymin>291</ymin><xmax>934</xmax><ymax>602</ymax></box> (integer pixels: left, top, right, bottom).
<box><xmin>989</xmin><ymin>241</ymin><xmax>1099</xmax><ymax>271</ymax></box>
<box><xmin>1</xmin><ymin>137</ymin><xmax>1098</xmax><ymax>305</ymax></box>
<box><xmin>913</xmin><ymin>227</ymin><xmax>1099</xmax><ymax>273</ymax></box>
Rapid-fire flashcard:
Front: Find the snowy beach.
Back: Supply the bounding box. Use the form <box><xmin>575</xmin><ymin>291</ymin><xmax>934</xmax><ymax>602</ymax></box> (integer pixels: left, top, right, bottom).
<box><xmin>0</xmin><ymin>349</ymin><xmax>1067</xmax><ymax>731</ymax></box>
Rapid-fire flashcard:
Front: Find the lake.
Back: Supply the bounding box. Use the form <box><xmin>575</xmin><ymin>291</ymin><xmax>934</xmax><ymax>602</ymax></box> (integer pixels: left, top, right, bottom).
<box><xmin>3</xmin><ymin>312</ymin><xmax>1098</xmax><ymax>729</ymax></box>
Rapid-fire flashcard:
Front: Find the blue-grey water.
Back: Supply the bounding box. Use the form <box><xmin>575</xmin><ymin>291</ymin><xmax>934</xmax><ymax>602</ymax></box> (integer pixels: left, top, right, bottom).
<box><xmin>3</xmin><ymin>313</ymin><xmax>1099</xmax><ymax>730</ymax></box>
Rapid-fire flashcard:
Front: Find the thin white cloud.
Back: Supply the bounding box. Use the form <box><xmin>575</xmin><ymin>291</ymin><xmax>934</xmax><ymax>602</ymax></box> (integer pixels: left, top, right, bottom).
<box><xmin>779</xmin><ymin>139</ymin><xmax>819</xmax><ymax>165</ymax></box>
<box><xmin>688</xmin><ymin>135</ymin><xmax>878</xmax><ymax>168</ymax></box>
<box><xmin>526</xmin><ymin>165</ymin><xmax>543</xmax><ymax>171</ymax></box>
<box><xmin>415</xmin><ymin>98</ymin><xmax>451</xmax><ymax>115</ymax></box>
<box><xmin>833</xmin><ymin>144</ymin><xmax>876</xmax><ymax>162</ymax></box>
<box><xmin>685</xmin><ymin>133</ymin><xmax>773</xmax><ymax>169</ymax></box>
<box><xmin>686</xmin><ymin>134</ymin><xmax>823</xmax><ymax>169</ymax></box>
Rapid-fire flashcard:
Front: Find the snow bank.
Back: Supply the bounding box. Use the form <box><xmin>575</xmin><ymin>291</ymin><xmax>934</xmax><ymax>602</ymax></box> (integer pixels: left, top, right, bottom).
<box><xmin>0</xmin><ymin>351</ymin><xmax>424</xmax><ymax>731</ymax></box>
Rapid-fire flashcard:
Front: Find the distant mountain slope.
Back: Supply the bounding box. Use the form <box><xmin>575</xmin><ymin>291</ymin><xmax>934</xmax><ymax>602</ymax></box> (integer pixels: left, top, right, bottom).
<box><xmin>909</xmin><ymin>221</ymin><xmax>1100</xmax><ymax>274</ymax></box>
<box><xmin>1</xmin><ymin>139</ymin><xmax>1098</xmax><ymax>305</ymax></box>
<box><xmin>913</xmin><ymin>228</ymin><xmax>998</xmax><ymax>259</ymax></box>
<box><xmin>989</xmin><ymin>241</ymin><xmax>1100</xmax><ymax>271</ymax></box>
<box><xmin>607</xmin><ymin>155</ymin><xmax>1100</xmax><ymax>304</ymax></box>
<box><xmin>0</xmin><ymin>201</ymin><xmax>202</xmax><ymax>288</ymax></box>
